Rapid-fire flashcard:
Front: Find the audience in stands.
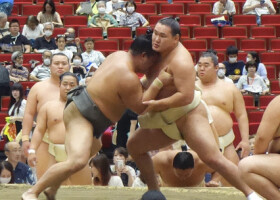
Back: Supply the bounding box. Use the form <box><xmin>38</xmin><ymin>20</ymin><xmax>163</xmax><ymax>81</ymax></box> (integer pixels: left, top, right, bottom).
<box><xmin>217</xmin><ymin>63</ymin><xmax>234</xmax><ymax>83</ymax></box>
<box><xmin>37</xmin><ymin>0</ymin><xmax>63</xmax><ymax>28</ymax></box>
<box><xmin>0</xmin><ymin>62</ymin><xmax>10</xmax><ymax>105</ymax></box>
<box><xmin>236</xmin><ymin>60</ymin><xmax>269</xmax><ymax>95</ymax></box>
<box><xmin>33</xmin><ymin>22</ymin><xmax>57</xmax><ymax>53</ymax></box>
<box><xmin>6</xmin><ymin>51</ymin><xmax>29</xmax><ymax>82</ymax></box>
<box><xmin>106</xmin><ymin>0</ymin><xmax>125</xmax><ymax>23</ymax></box>
<box><xmin>0</xmin><ymin>12</ymin><xmax>9</xmax><ymax>39</ymax></box>
<box><xmin>223</xmin><ymin>46</ymin><xmax>244</xmax><ymax>84</ymax></box>
<box><xmin>88</xmin><ymin>1</ymin><xmax>118</xmax><ymax>38</ymax></box>
<box><xmin>132</xmin><ymin>173</ymin><xmax>146</xmax><ymax>187</ymax></box>
<box><xmin>0</xmin><ymin>0</ymin><xmax>13</xmax><ymax>16</ymax></box>
<box><xmin>212</xmin><ymin>0</ymin><xmax>236</xmax><ymax>16</ymax></box>
<box><xmin>4</xmin><ymin>141</ymin><xmax>36</xmax><ymax>185</ymax></box>
<box><xmin>8</xmin><ymin>82</ymin><xmax>26</xmax><ymax>135</ymax></box>
<box><xmin>249</xmin><ymin>134</ymin><xmax>256</xmax><ymax>155</ymax></box>
<box><xmin>22</xmin><ymin>15</ymin><xmax>44</xmax><ymax>47</ymax></box>
<box><xmin>70</xmin><ymin>53</ymin><xmax>86</xmax><ymax>81</ymax></box>
<box><xmin>111</xmin><ymin>147</ymin><xmax>136</xmax><ymax>187</ymax></box>
<box><xmin>0</xmin><ymin>19</ymin><xmax>31</xmax><ymax>53</ymax></box>
<box><xmin>119</xmin><ymin>0</ymin><xmax>149</xmax><ymax>31</ymax></box>
<box><xmin>0</xmin><ymin>160</ymin><xmax>14</xmax><ymax>184</ymax></box>
<box><xmin>64</xmin><ymin>27</ymin><xmax>83</xmax><ymax>54</ymax></box>
<box><xmin>29</xmin><ymin>50</ymin><xmax>52</xmax><ymax>81</ymax></box>
<box><xmin>81</xmin><ymin>37</ymin><xmax>105</xmax><ymax>70</ymax></box>
<box><xmin>76</xmin><ymin>0</ymin><xmax>98</xmax><ymax>22</ymax></box>
<box><xmin>243</xmin><ymin>0</ymin><xmax>276</xmax><ymax>25</ymax></box>
<box><xmin>51</xmin><ymin>35</ymin><xmax>73</xmax><ymax>60</ymax></box>
<box><xmin>89</xmin><ymin>154</ymin><xmax>124</xmax><ymax>187</ymax></box>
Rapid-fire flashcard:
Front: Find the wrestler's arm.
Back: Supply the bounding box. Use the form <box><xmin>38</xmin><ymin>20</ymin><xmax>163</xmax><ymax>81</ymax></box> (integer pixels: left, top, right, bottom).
<box><xmin>22</xmin><ymin>85</ymin><xmax>39</xmax><ymax>156</ymax></box>
<box><xmin>232</xmin><ymin>87</ymin><xmax>250</xmax><ymax>158</ymax></box>
<box><xmin>143</xmin><ymin>61</ymin><xmax>195</xmax><ymax>112</ymax></box>
<box><xmin>27</xmin><ymin>104</ymin><xmax>48</xmax><ymax>167</ymax></box>
<box><xmin>254</xmin><ymin>96</ymin><xmax>280</xmax><ymax>154</ymax></box>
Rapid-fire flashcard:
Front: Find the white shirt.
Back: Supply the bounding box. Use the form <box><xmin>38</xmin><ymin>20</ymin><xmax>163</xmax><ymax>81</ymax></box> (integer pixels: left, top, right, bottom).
<box><xmin>51</xmin><ymin>49</ymin><xmax>73</xmax><ymax>61</ymax></box>
<box><xmin>22</xmin><ymin>24</ymin><xmax>44</xmax><ymax>40</ymax></box>
<box><xmin>81</xmin><ymin>50</ymin><xmax>105</xmax><ymax>68</ymax></box>
<box><xmin>213</xmin><ymin>0</ymin><xmax>236</xmax><ymax>15</ymax></box>
<box><xmin>8</xmin><ymin>99</ymin><xmax>27</xmax><ymax>118</ymax></box>
<box><xmin>132</xmin><ymin>177</ymin><xmax>147</xmax><ymax>187</ymax></box>
<box><xmin>108</xmin><ymin>175</ymin><xmax>124</xmax><ymax>187</ymax></box>
<box><xmin>243</xmin><ymin>0</ymin><xmax>274</xmax><ymax>15</ymax></box>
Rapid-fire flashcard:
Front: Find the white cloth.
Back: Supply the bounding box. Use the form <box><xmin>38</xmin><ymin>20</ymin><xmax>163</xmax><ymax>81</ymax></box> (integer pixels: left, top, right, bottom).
<box><xmin>108</xmin><ymin>175</ymin><xmax>124</xmax><ymax>187</ymax></box>
<box><xmin>22</xmin><ymin>24</ymin><xmax>44</xmax><ymax>40</ymax></box>
<box><xmin>81</xmin><ymin>50</ymin><xmax>105</xmax><ymax>68</ymax></box>
<box><xmin>132</xmin><ymin>177</ymin><xmax>147</xmax><ymax>187</ymax></box>
<box><xmin>212</xmin><ymin>0</ymin><xmax>236</xmax><ymax>15</ymax></box>
<box><xmin>51</xmin><ymin>49</ymin><xmax>73</xmax><ymax>61</ymax></box>
<box><xmin>236</xmin><ymin>74</ymin><xmax>268</xmax><ymax>93</ymax></box>
<box><xmin>243</xmin><ymin>0</ymin><xmax>274</xmax><ymax>15</ymax></box>
<box><xmin>8</xmin><ymin>99</ymin><xmax>27</xmax><ymax>118</ymax></box>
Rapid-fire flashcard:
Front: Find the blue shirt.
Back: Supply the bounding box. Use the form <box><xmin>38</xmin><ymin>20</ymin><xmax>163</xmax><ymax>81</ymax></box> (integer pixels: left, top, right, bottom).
<box><xmin>14</xmin><ymin>162</ymin><xmax>36</xmax><ymax>185</ymax></box>
<box><xmin>223</xmin><ymin>60</ymin><xmax>245</xmax><ymax>83</ymax></box>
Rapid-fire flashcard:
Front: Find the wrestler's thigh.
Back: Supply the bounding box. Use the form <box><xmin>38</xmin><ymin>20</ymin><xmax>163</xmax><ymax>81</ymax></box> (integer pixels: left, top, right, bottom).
<box><xmin>268</xmin><ymin>138</ymin><xmax>280</xmax><ymax>153</ymax></box>
<box><xmin>224</xmin><ymin>144</ymin><xmax>240</xmax><ymax>165</ymax></box>
<box><xmin>240</xmin><ymin>154</ymin><xmax>280</xmax><ymax>187</ymax></box>
<box><xmin>69</xmin><ymin>165</ymin><xmax>92</xmax><ymax>185</ymax></box>
<box><xmin>127</xmin><ymin>128</ymin><xmax>175</xmax><ymax>154</ymax></box>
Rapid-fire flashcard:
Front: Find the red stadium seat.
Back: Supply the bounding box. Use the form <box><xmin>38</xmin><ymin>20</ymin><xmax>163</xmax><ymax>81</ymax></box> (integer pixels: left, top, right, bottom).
<box><xmin>266</xmin><ymin>65</ymin><xmax>276</xmax><ymax>80</ymax></box>
<box><xmin>240</xmin><ymin>39</ymin><xmax>266</xmax><ymax>52</ymax></box>
<box><xmin>181</xmin><ymin>26</ymin><xmax>190</xmax><ymax>39</ymax></box>
<box><xmin>135</xmin><ymin>27</ymin><xmax>153</xmax><ymax>37</ymax></box>
<box><xmin>160</xmin><ymin>3</ymin><xmax>184</xmax><ymax>16</ymax></box>
<box><xmin>261</xmin><ymin>15</ymin><xmax>280</xmax><ymax>26</ymax></box>
<box><xmin>188</xmin><ymin>3</ymin><xmax>212</xmax><ymax>15</ymax></box>
<box><xmin>222</xmin><ymin>26</ymin><xmax>247</xmax><ymax>39</ymax></box>
<box><xmin>182</xmin><ymin>39</ymin><xmax>207</xmax><ymax>52</ymax></box>
<box><xmin>251</xmin><ymin>26</ymin><xmax>276</xmax><ymax>39</ymax></box>
<box><xmin>23</xmin><ymin>54</ymin><xmax>43</xmax><ymax>65</ymax></box>
<box><xmin>233</xmin><ymin>15</ymin><xmax>257</xmax><ymax>26</ymax></box>
<box><xmin>0</xmin><ymin>54</ymin><xmax>12</xmax><ymax>63</ymax></box>
<box><xmin>53</xmin><ymin>27</ymin><xmax>67</xmax><ymax>38</ymax></box>
<box><xmin>94</xmin><ymin>39</ymin><xmax>119</xmax><ymax>56</ymax></box>
<box><xmin>270</xmin><ymin>80</ymin><xmax>280</xmax><ymax>94</ymax></box>
<box><xmin>243</xmin><ymin>95</ymin><xmax>255</xmax><ymax>108</ymax></box>
<box><xmin>78</xmin><ymin>27</ymin><xmax>103</xmax><ymax>40</ymax></box>
<box><xmin>1</xmin><ymin>97</ymin><xmax>10</xmax><ymax>112</ymax></box>
<box><xmin>137</xmin><ymin>3</ymin><xmax>157</xmax><ymax>17</ymax></box>
<box><xmin>22</xmin><ymin>5</ymin><xmax>42</xmax><ymax>16</ymax></box>
<box><xmin>259</xmin><ymin>95</ymin><xmax>276</xmax><ymax>109</ymax></box>
<box><xmin>270</xmin><ymin>38</ymin><xmax>280</xmax><ymax>51</ymax></box>
<box><xmin>8</xmin><ymin>16</ymin><xmax>28</xmax><ymax>27</ymax></box>
<box><xmin>122</xmin><ymin>39</ymin><xmax>134</xmax><ymax>51</ymax></box>
<box><xmin>148</xmin><ymin>15</ymin><xmax>171</xmax><ymax>26</ymax></box>
<box><xmin>64</xmin><ymin>15</ymin><xmax>88</xmax><ymax>32</ymax></box>
<box><xmin>177</xmin><ymin>15</ymin><xmax>201</xmax><ymax>38</ymax></box>
<box><xmin>211</xmin><ymin>39</ymin><xmax>237</xmax><ymax>51</ymax></box>
<box><xmin>261</xmin><ymin>52</ymin><xmax>280</xmax><ymax>65</ymax></box>
<box><xmin>204</xmin><ymin>14</ymin><xmax>229</xmax><ymax>26</ymax></box>
<box><xmin>232</xmin><ymin>122</ymin><xmax>241</xmax><ymax>147</ymax></box>
<box><xmin>20</xmin><ymin>81</ymin><xmax>37</xmax><ymax>94</ymax></box>
<box><xmin>56</xmin><ymin>4</ymin><xmax>74</xmax><ymax>18</ymax></box>
<box><xmin>107</xmin><ymin>27</ymin><xmax>132</xmax><ymax>49</ymax></box>
<box><xmin>193</xmin><ymin>26</ymin><xmax>219</xmax><ymax>39</ymax></box>
<box><xmin>0</xmin><ymin>113</ymin><xmax>7</xmax><ymax>127</ymax></box>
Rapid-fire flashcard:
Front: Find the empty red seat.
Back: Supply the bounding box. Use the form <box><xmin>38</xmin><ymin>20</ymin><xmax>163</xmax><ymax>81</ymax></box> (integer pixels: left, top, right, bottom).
<box><xmin>248</xmin><ymin>110</ymin><xmax>264</xmax><ymax>123</ymax></box>
<box><xmin>266</xmin><ymin>65</ymin><xmax>276</xmax><ymax>80</ymax></box>
<box><xmin>188</xmin><ymin>3</ymin><xmax>212</xmax><ymax>14</ymax></box>
<box><xmin>8</xmin><ymin>16</ymin><xmax>28</xmax><ymax>27</ymax></box>
<box><xmin>240</xmin><ymin>39</ymin><xmax>266</xmax><ymax>52</ymax></box>
<box><xmin>53</xmin><ymin>27</ymin><xmax>67</xmax><ymax>38</ymax></box>
<box><xmin>78</xmin><ymin>28</ymin><xmax>103</xmax><ymax>40</ymax></box>
<box><xmin>0</xmin><ymin>54</ymin><xmax>12</xmax><ymax>63</ymax></box>
<box><xmin>181</xmin><ymin>26</ymin><xmax>190</xmax><ymax>39</ymax></box>
<box><xmin>251</xmin><ymin>26</ymin><xmax>276</xmax><ymax>39</ymax></box>
<box><xmin>94</xmin><ymin>39</ymin><xmax>119</xmax><ymax>56</ymax></box>
<box><xmin>21</xmin><ymin>81</ymin><xmax>37</xmax><ymax>92</ymax></box>
<box><xmin>160</xmin><ymin>3</ymin><xmax>184</xmax><ymax>15</ymax></box>
<box><xmin>1</xmin><ymin>97</ymin><xmax>10</xmax><ymax>112</ymax></box>
<box><xmin>222</xmin><ymin>26</ymin><xmax>247</xmax><ymax>39</ymax></box>
<box><xmin>137</xmin><ymin>3</ymin><xmax>157</xmax><ymax>17</ymax></box>
<box><xmin>243</xmin><ymin>95</ymin><xmax>255</xmax><ymax>107</ymax></box>
<box><xmin>148</xmin><ymin>15</ymin><xmax>171</xmax><ymax>26</ymax></box>
<box><xmin>182</xmin><ymin>39</ymin><xmax>207</xmax><ymax>52</ymax></box>
<box><xmin>261</xmin><ymin>52</ymin><xmax>280</xmax><ymax>65</ymax></box>
<box><xmin>261</xmin><ymin>15</ymin><xmax>280</xmax><ymax>26</ymax></box>
<box><xmin>107</xmin><ymin>27</ymin><xmax>132</xmax><ymax>39</ymax></box>
<box><xmin>22</xmin><ymin>5</ymin><xmax>42</xmax><ymax>16</ymax></box>
<box><xmin>122</xmin><ymin>39</ymin><xmax>134</xmax><ymax>51</ymax></box>
<box><xmin>233</xmin><ymin>15</ymin><xmax>257</xmax><ymax>26</ymax></box>
<box><xmin>259</xmin><ymin>95</ymin><xmax>276</xmax><ymax>109</ymax></box>
<box><xmin>64</xmin><ymin>15</ymin><xmax>88</xmax><ymax>29</ymax></box>
<box><xmin>177</xmin><ymin>15</ymin><xmax>201</xmax><ymax>27</ymax></box>
<box><xmin>56</xmin><ymin>4</ymin><xmax>74</xmax><ymax>18</ymax></box>
<box><xmin>193</xmin><ymin>26</ymin><xmax>219</xmax><ymax>39</ymax></box>
<box><xmin>270</xmin><ymin>80</ymin><xmax>280</xmax><ymax>94</ymax></box>
<box><xmin>23</xmin><ymin>54</ymin><xmax>43</xmax><ymax>65</ymax></box>
<box><xmin>270</xmin><ymin>38</ymin><xmax>280</xmax><ymax>51</ymax></box>
<box><xmin>211</xmin><ymin>39</ymin><xmax>237</xmax><ymax>51</ymax></box>
<box><xmin>0</xmin><ymin>113</ymin><xmax>7</xmax><ymax>126</ymax></box>
<box><xmin>135</xmin><ymin>27</ymin><xmax>152</xmax><ymax>37</ymax></box>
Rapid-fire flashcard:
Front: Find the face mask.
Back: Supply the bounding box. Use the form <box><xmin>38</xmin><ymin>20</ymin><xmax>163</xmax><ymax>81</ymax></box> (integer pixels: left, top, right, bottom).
<box><xmin>126</xmin><ymin>7</ymin><xmax>135</xmax><ymax>13</ymax></box>
<box><xmin>98</xmin><ymin>7</ymin><xmax>106</xmax><ymax>14</ymax></box>
<box><xmin>43</xmin><ymin>58</ymin><xmax>51</xmax><ymax>66</ymax></box>
<box><xmin>0</xmin><ymin>177</ymin><xmax>11</xmax><ymax>184</ymax></box>
<box><xmin>73</xmin><ymin>59</ymin><xmax>81</xmax><ymax>66</ymax></box>
<box><xmin>44</xmin><ymin>30</ymin><xmax>53</xmax><ymax>37</ymax></box>
<box><xmin>229</xmin><ymin>57</ymin><xmax>237</xmax><ymax>63</ymax></box>
<box><xmin>246</xmin><ymin>57</ymin><xmax>251</xmax><ymax>63</ymax></box>
<box><xmin>217</xmin><ymin>69</ymin><xmax>225</xmax><ymax>78</ymax></box>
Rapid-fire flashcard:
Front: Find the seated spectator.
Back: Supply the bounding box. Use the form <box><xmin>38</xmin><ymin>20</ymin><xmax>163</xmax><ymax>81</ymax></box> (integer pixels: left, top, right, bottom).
<box><xmin>132</xmin><ymin>173</ymin><xmax>146</xmax><ymax>187</ymax></box>
<box><xmin>119</xmin><ymin>0</ymin><xmax>149</xmax><ymax>31</ymax></box>
<box><xmin>111</xmin><ymin>147</ymin><xmax>136</xmax><ymax>187</ymax></box>
<box><xmin>33</xmin><ymin>22</ymin><xmax>57</xmax><ymax>53</ymax></box>
<box><xmin>22</xmin><ymin>15</ymin><xmax>44</xmax><ymax>47</ymax></box>
<box><xmin>89</xmin><ymin>154</ymin><xmax>124</xmax><ymax>187</ymax></box>
<box><xmin>70</xmin><ymin>53</ymin><xmax>86</xmax><ymax>81</ymax></box>
<box><xmin>51</xmin><ymin>35</ymin><xmax>73</xmax><ymax>60</ymax></box>
<box><xmin>242</xmin><ymin>51</ymin><xmax>268</xmax><ymax>83</ymax></box>
<box><xmin>243</xmin><ymin>0</ymin><xmax>276</xmax><ymax>25</ymax></box>
<box><xmin>4</xmin><ymin>141</ymin><xmax>36</xmax><ymax>185</ymax></box>
<box><xmin>223</xmin><ymin>46</ymin><xmax>244</xmax><ymax>83</ymax></box>
<box><xmin>0</xmin><ymin>62</ymin><xmax>10</xmax><ymax>107</ymax></box>
<box><xmin>0</xmin><ymin>160</ymin><xmax>14</xmax><ymax>184</ymax></box>
<box><xmin>37</xmin><ymin>0</ymin><xmax>63</xmax><ymax>27</ymax></box>
<box><xmin>81</xmin><ymin>37</ymin><xmax>105</xmax><ymax>70</ymax></box>
<box><xmin>236</xmin><ymin>60</ymin><xmax>269</xmax><ymax>95</ymax></box>
<box><xmin>76</xmin><ymin>0</ymin><xmax>98</xmax><ymax>22</ymax></box>
<box><xmin>6</xmin><ymin>51</ymin><xmax>29</xmax><ymax>82</ymax></box>
<box><xmin>8</xmin><ymin>82</ymin><xmax>26</xmax><ymax>135</ymax></box>
<box><xmin>0</xmin><ymin>19</ymin><xmax>31</xmax><ymax>53</ymax></box>
<box><xmin>30</xmin><ymin>50</ymin><xmax>52</xmax><ymax>81</ymax></box>
<box><xmin>88</xmin><ymin>1</ymin><xmax>118</xmax><ymax>38</ymax></box>
<box><xmin>0</xmin><ymin>12</ymin><xmax>9</xmax><ymax>39</ymax></box>
<box><xmin>106</xmin><ymin>0</ymin><xmax>125</xmax><ymax>23</ymax></box>
<box><xmin>64</xmin><ymin>27</ymin><xmax>83</xmax><ymax>54</ymax></box>
<box><xmin>217</xmin><ymin>63</ymin><xmax>234</xmax><ymax>83</ymax></box>
<box><xmin>0</xmin><ymin>0</ymin><xmax>13</xmax><ymax>16</ymax></box>
<box><xmin>212</xmin><ymin>0</ymin><xmax>236</xmax><ymax>16</ymax></box>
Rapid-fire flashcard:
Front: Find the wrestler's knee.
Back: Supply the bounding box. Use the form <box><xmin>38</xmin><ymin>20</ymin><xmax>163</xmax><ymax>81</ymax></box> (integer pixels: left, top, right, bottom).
<box><xmin>238</xmin><ymin>157</ymin><xmax>253</xmax><ymax>178</ymax></box>
<box><xmin>201</xmin><ymin>153</ymin><xmax>224</xmax><ymax>170</ymax></box>
<box><xmin>68</xmin><ymin>157</ymin><xmax>89</xmax><ymax>173</ymax></box>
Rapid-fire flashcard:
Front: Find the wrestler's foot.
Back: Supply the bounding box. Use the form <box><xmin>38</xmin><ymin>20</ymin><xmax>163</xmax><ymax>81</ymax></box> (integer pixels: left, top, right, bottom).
<box><xmin>44</xmin><ymin>188</ymin><xmax>56</xmax><ymax>200</ymax></box>
<box><xmin>141</xmin><ymin>190</ymin><xmax>166</xmax><ymax>200</ymax></box>
<box><xmin>21</xmin><ymin>190</ymin><xmax>38</xmax><ymax>200</ymax></box>
<box><xmin>205</xmin><ymin>180</ymin><xmax>221</xmax><ymax>187</ymax></box>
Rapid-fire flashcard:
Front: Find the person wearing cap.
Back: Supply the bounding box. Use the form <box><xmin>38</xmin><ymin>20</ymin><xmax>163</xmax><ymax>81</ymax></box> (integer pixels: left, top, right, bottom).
<box><xmin>64</xmin><ymin>27</ymin><xmax>83</xmax><ymax>54</ymax></box>
<box><xmin>6</xmin><ymin>51</ymin><xmax>29</xmax><ymax>82</ymax></box>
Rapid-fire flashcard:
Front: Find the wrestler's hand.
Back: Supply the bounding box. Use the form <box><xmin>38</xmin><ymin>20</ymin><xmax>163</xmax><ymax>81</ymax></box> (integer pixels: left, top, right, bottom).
<box><xmin>142</xmin><ymin>100</ymin><xmax>165</xmax><ymax>112</ymax></box>
<box><xmin>28</xmin><ymin>153</ymin><xmax>37</xmax><ymax>167</ymax></box>
<box><xmin>235</xmin><ymin>140</ymin><xmax>250</xmax><ymax>158</ymax></box>
<box><xmin>22</xmin><ymin>141</ymin><xmax>30</xmax><ymax>157</ymax></box>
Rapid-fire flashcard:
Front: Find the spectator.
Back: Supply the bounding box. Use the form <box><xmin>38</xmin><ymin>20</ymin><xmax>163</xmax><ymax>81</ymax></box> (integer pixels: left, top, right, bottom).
<box><xmin>242</xmin><ymin>51</ymin><xmax>268</xmax><ymax>83</ymax></box>
<box><xmin>37</xmin><ymin>0</ymin><xmax>63</xmax><ymax>28</ymax></box>
<box><xmin>22</xmin><ymin>15</ymin><xmax>44</xmax><ymax>47</ymax></box>
<box><xmin>33</xmin><ymin>22</ymin><xmax>57</xmax><ymax>53</ymax></box>
<box><xmin>111</xmin><ymin>147</ymin><xmax>136</xmax><ymax>187</ymax></box>
<box><xmin>70</xmin><ymin>53</ymin><xmax>86</xmax><ymax>81</ymax></box>
<box><xmin>0</xmin><ymin>19</ymin><xmax>31</xmax><ymax>53</ymax></box>
<box><xmin>0</xmin><ymin>160</ymin><xmax>14</xmax><ymax>184</ymax></box>
<box><xmin>6</xmin><ymin>51</ymin><xmax>29</xmax><ymax>82</ymax></box>
<box><xmin>249</xmin><ymin>134</ymin><xmax>256</xmax><ymax>155</ymax></box>
<box><xmin>106</xmin><ymin>0</ymin><xmax>125</xmax><ymax>22</ymax></box>
<box><xmin>237</xmin><ymin>60</ymin><xmax>269</xmax><ymax>95</ymax></box>
<box><xmin>243</xmin><ymin>0</ymin><xmax>275</xmax><ymax>25</ymax></box>
<box><xmin>88</xmin><ymin>1</ymin><xmax>118</xmax><ymax>38</ymax></box>
<box><xmin>119</xmin><ymin>0</ymin><xmax>149</xmax><ymax>31</ymax></box>
<box><xmin>212</xmin><ymin>0</ymin><xmax>236</xmax><ymax>16</ymax></box>
<box><xmin>51</xmin><ymin>35</ymin><xmax>73</xmax><ymax>60</ymax></box>
<box><xmin>64</xmin><ymin>27</ymin><xmax>83</xmax><ymax>54</ymax></box>
<box><xmin>0</xmin><ymin>12</ymin><xmax>9</xmax><ymax>39</ymax></box>
<box><xmin>217</xmin><ymin>63</ymin><xmax>234</xmax><ymax>83</ymax></box>
<box><xmin>0</xmin><ymin>62</ymin><xmax>10</xmax><ymax>106</ymax></box>
<box><xmin>76</xmin><ymin>0</ymin><xmax>98</xmax><ymax>22</ymax></box>
<box><xmin>0</xmin><ymin>0</ymin><xmax>13</xmax><ymax>16</ymax></box>
<box><xmin>8</xmin><ymin>82</ymin><xmax>26</xmax><ymax>134</ymax></box>
<box><xmin>4</xmin><ymin>141</ymin><xmax>36</xmax><ymax>185</ymax></box>
<box><xmin>29</xmin><ymin>50</ymin><xmax>52</xmax><ymax>81</ymax></box>
<box><xmin>223</xmin><ymin>46</ymin><xmax>244</xmax><ymax>83</ymax></box>
<box><xmin>89</xmin><ymin>154</ymin><xmax>123</xmax><ymax>187</ymax></box>
<box><xmin>81</xmin><ymin>37</ymin><xmax>105</xmax><ymax>70</ymax></box>
<box><xmin>132</xmin><ymin>173</ymin><xmax>146</xmax><ymax>187</ymax></box>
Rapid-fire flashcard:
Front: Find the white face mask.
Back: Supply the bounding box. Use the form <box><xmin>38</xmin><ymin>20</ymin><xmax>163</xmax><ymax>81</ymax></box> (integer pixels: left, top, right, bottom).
<box><xmin>126</xmin><ymin>6</ymin><xmax>135</xmax><ymax>13</ymax></box>
<box><xmin>73</xmin><ymin>59</ymin><xmax>81</xmax><ymax>66</ymax></box>
<box><xmin>217</xmin><ymin>69</ymin><xmax>226</xmax><ymax>78</ymax></box>
<box><xmin>246</xmin><ymin>57</ymin><xmax>251</xmax><ymax>63</ymax></box>
<box><xmin>98</xmin><ymin>7</ymin><xmax>106</xmax><ymax>14</ymax></box>
<box><xmin>229</xmin><ymin>57</ymin><xmax>237</xmax><ymax>63</ymax></box>
<box><xmin>43</xmin><ymin>58</ymin><xmax>51</xmax><ymax>66</ymax></box>
<box><xmin>44</xmin><ymin>30</ymin><xmax>53</xmax><ymax>37</ymax></box>
<box><xmin>0</xmin><ymin>177</ymin><xmax>11</xmax><ymax>184</ymax></box>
